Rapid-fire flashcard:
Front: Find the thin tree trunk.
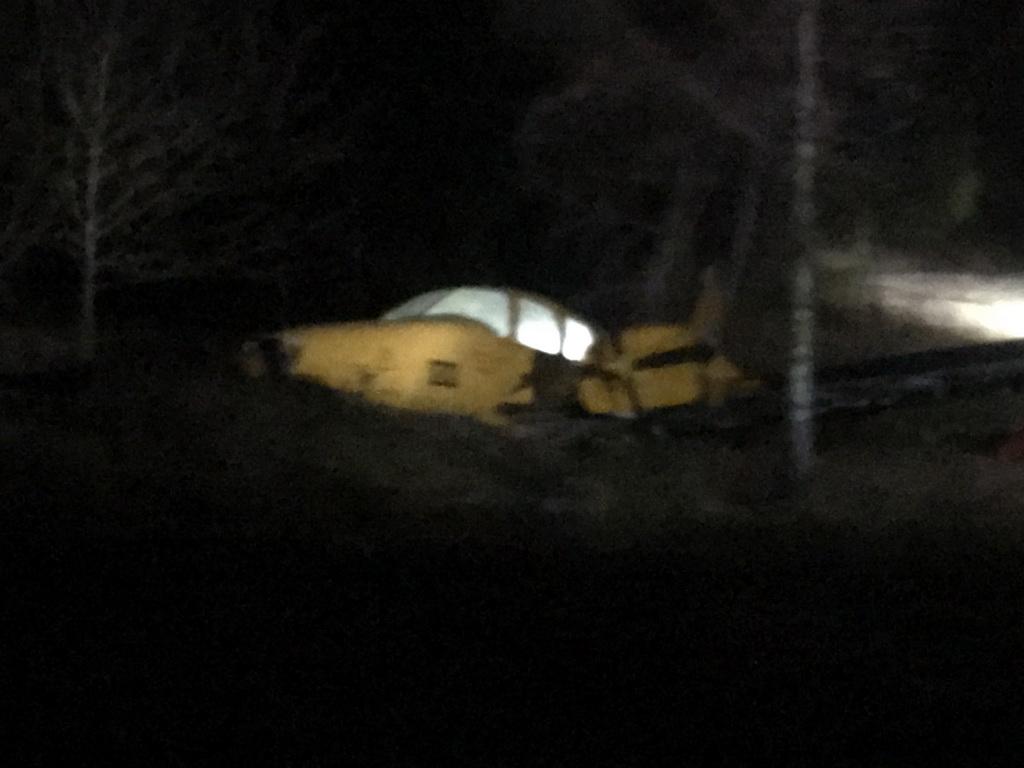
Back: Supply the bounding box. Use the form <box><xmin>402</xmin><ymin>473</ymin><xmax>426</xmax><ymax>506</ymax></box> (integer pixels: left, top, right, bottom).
<box><xmin>78</xmin><ymin>50</ymin><xmax>110</xmax><ymax>363</ymax></box>
<box><xmin>81</xmin><ymin>127</ymin><xmax>101</xmax><ymax>361</ymax></box>
<box><xmin>80</xmin><ymin>193</ymin><xmax>98</xmax><ymax>361</ymax></box>
<box><xmin>706</xmin><ymin>153</ymin><xmax>766</xmax><ymax>348</ymax></box>
<box><xmin>643</xmin><ymin>161</ymin><xmax>703</xmax><ymax>326</ymax></box>
<box><xmin>789</xmin><ymin>0</ymin><xmax>820</xmax><ymax>486</ymax></box>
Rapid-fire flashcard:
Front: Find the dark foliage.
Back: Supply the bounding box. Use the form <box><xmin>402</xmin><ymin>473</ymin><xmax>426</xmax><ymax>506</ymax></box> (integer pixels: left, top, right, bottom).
<box><xmin>0</xmin><ymin>1</ymin><xmax>1020</xmax><ymax>330</ymax></box>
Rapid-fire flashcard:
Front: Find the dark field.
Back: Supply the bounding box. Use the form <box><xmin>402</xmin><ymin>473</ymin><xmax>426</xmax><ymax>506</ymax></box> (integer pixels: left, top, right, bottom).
<box><xmin>6</xmin><ymin>358</ymin><xmax>1024</xmax><ymax>765</ymax></box>
<box><xmin>9</xmin><ymin>523</ymin><xmax>1024</xmax><ymax>765</ymax></box>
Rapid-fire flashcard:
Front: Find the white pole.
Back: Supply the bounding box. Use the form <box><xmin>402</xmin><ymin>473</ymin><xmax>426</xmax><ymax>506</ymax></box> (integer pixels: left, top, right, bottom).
<box><xmin>790</xmin><ymin>0</ymin><xmax>821</xmax><ymax>483</ymax></box>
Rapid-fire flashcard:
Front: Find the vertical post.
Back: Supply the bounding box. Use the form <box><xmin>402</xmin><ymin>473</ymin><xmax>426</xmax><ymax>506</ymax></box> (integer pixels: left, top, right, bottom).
<box><xmin>790</xmin><ymin>0</ymin><xmax>820</xmax><ymax>485</ymax></box>
<box><xmin>78</xmin><ymin>46</ymin><xmax>111</xmax><ymax>364</ymax></box>
<box><xmin>80</xmin><ymin>167</ymin><xmax>99</xmax><ymax>363</ymax></box>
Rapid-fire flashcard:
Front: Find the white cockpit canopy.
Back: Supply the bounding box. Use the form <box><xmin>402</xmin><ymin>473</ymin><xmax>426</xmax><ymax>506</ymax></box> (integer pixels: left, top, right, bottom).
<box><xmin>381</xmin><ymin>286</ymin><xmax>598</xmax><ymax>362</ymax></box>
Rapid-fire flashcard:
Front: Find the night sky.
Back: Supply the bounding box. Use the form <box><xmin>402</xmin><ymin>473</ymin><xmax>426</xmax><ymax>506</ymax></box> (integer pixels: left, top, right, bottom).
<box><xmin>3</xmin><ymin>0</ymin><xmax>1024</xmax><ymax>330</ymax></box>
<box><xmin>319</xmin><ymin>2</ymin><xmax>1023</xmax><ymax>314</ymax></box>
<box><xmin>314</xmin><ymin>1</ymin><xmax>1024</xmax><ymax>280</ymax></box>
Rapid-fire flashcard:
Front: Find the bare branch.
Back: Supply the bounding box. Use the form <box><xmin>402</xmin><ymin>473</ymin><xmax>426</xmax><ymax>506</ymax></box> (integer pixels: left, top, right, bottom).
<box><xmin>0</xmin><ymin>0</ymin><xmax>357</xmax><ymax>352</ymax></box>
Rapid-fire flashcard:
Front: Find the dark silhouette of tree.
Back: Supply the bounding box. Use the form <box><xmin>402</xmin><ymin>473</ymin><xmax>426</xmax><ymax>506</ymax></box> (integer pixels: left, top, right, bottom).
<box><xmin>515</xmin><ymin>29</ymin><xmax>755</xmax><ymax>330</ymax></box>
<box><xmin>0</xmin><ymin>0</ymin><xmax>350</xmax><ymax>359</ymax></box>
<box><xmin>505</xmin><ymin>0</ymin><xmax>970</xmax><ymax>327</ymax></box>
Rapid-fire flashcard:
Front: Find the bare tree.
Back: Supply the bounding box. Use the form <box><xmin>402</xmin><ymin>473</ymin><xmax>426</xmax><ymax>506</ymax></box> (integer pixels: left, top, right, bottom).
<box><xmin>13</xmin><ymin>0</ymin><xmax>348</xmax><ymax>360</ymax></box>
<box><xmin>516</xmin><ymin>30</ymin><xmax>754</xmax><ymax>330</ymax></box>
<box><xmin>508</xmin><ymin>0</ymin><xmax>954</xmax><ymax>329</ymax></box>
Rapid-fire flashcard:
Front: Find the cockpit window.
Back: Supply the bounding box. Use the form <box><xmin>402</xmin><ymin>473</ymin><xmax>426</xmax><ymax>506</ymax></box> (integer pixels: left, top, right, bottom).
<box><xmin>382</xmin><ymin>287</ymin><xmax>600</xmax><ymax>362</ymax></box>
<box><xmin>381</xmin><ymin>290</ymin><xmax>449</xmax><ymax>320</ymax></box>
<box><xmin>382</xmin><ymin>287</ymin><xmax>511</xmax><ymax>337</ymax></box>
<box><xmin>562</xmin><ymin>317</ymin><xmax>596</xmax><ymax>362</ymax></box>
<box><xmin>515</xmin><ymin>297</ymin><xmax>561</xmax><ymax>356</ymax></box>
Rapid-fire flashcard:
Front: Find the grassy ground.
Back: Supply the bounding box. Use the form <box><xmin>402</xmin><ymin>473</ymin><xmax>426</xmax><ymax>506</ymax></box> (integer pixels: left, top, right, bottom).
<box><xmin>6</xmin><ymin>330</ymin><xmax>1024</xmax><ymax>765</ymax></box>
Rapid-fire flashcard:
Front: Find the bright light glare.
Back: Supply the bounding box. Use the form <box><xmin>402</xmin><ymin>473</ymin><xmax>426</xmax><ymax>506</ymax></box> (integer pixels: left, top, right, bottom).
<box><xmin>515</xmin><ymin>298</ymin><xmax>561</xmax><ymax>355</ymax></box>
<box><xmin>952</xmin><ymin>300</ymin><xmax>1024</xmax><ymax>339</ymax></box>
<box><xmin>868</xmin><ymin>272</ymin><xmax>1024</xmax><ymax>341</ymax></box>
<box><xmin>562</xmin><ymin>318</ymin><xmax>595</xmax><ymax>361</ymax></box>
<box><xmin>516</xmin><ymin>317</ymin><xmax>561</xmax><ymax>355</ymax></box>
